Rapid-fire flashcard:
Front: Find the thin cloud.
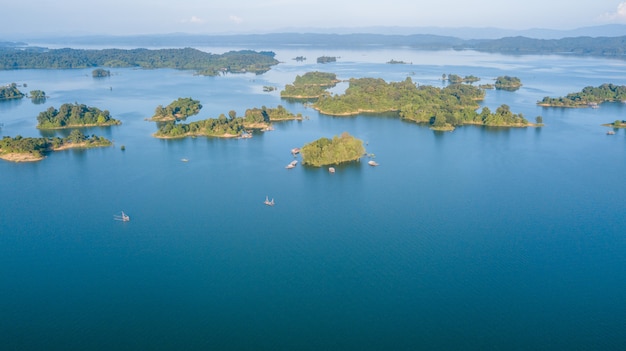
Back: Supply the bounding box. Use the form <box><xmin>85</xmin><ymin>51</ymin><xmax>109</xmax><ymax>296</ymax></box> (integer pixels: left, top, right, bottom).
<box><xmin>229</xmin><ymin>15</ymin><xmax>244</xmax><ymax>24</ymax></box>
<box><xmin>600</xmin><ymin>1</ymin><xmax>626</xmax><ymax>21</ymax></box>
<box><xmin>181</xmin><ymin>16</ymin><xmax>205</xmax><ymax>24</ymax></box>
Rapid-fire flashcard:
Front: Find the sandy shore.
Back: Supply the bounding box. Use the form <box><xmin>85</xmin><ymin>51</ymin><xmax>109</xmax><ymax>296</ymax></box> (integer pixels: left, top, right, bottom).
<box><xmin>0</xmin><ymin>153</ymin><xmax>44</xmax><ymax>162</ymax></box>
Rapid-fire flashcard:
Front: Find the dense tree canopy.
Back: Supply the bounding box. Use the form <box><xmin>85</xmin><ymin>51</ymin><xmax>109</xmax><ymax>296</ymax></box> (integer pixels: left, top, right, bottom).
<box><xmin>0</xmin><ymin>131</ymin><xmax>111</xmax><ymax>161</ymax></box>
<box><xmin>494</xmin><ymin>76</ymin><xmax>522</xmax><ymax>91</ymax></box>
<box><xmin>152</xmin><ymin>97</ymin><xmax>202</xmax><ymax>121</ymax></box>
<box><xmin>281</xmin><ymin>71</ymin><xmax>339</xmax><ymax>99</ymax></box>
<box><xmin>0</xmin><ymin>48</ymin><xmax>279</xmax><ymax>76</ymax></box>
<box><xmin>0</xmin><ymin>83</ymin><xmax>24</xmax><ymax>100</ymax></box>
<box><xmin>311</xmin><ymin>75</ymin><xmax>530</xmax><ymax>130</ymax></box>
<box><xmin>243</xmin><ymin>105</ymin><xmax>302</xmax><ymax>124</ymax></box>
<box><xmin>538</xmin><ymin>83</ymin><xmax>626</xmax><ymax>107</ymax></box>
<box><xmin>301</xmin><ymin>132</ymin><xmax>366</xmax><ymax>167</ymax></box>
<box><xmin>37</xmin><ymin>103</ymin><xmax>121</xmax><ymax>129</ymax></box>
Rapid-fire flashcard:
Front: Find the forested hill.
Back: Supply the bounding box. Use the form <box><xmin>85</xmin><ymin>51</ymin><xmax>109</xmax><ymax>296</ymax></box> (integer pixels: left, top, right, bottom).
<box><xmin>0</xmin><ymin>48</ymin><xmax>279</xmax><ymax>75</ymax></box>
<box><xmin>469</xmin><ymin>35</ymin><xmax>626</xmax><ymax>56</ymax></box>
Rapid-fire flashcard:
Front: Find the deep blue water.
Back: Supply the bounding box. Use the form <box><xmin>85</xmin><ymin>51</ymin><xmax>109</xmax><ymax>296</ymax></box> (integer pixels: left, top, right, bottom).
<box><xmin>1</xmin><ymin>49</ymin><xmax>625</xmax><ymax>351</ymax></box>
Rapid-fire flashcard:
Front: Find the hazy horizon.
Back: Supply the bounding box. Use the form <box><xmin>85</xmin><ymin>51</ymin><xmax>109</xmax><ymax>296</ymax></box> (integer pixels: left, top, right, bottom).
<box><xmin>2</xmin><ymin>0</ymin><xmax>626</xmax><ymax>37</ymax></box>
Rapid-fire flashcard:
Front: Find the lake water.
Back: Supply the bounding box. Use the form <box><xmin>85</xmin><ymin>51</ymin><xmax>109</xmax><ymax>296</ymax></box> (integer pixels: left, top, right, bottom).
<box><xmin>1</xmin><ymin>48</ymin><xmax>625</xmax><ymax>351</ymax></box>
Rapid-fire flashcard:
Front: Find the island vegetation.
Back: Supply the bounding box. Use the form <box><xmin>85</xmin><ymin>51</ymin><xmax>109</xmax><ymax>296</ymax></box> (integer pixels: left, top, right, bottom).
<box><xmin>387</xmin><ymin>59</ymin><xmax>410</xmax><ymax>64</ymax></box>
<box><xmin>445</xmin><ymin>74</ymin><xmax>480</xmax><ymax>84</ymax></box>
<box><xmin>150</xmin><ymin>97</ymin><xmax>202</xmax><ymax>122</ymax></box>
<box><xmin>92</xmin><ymin>68</ymin><xmax>111</xmax><ymax>77</ymax></box>
<box><xmin>154</xmin><ymin>105</ymin><xmax>302</xmax><ymax>138</ymax></box>
<box><xmin>538</xmin><ymin>83</ymin><xmax>626</xmax><ymax>107</ymax></box>
<box><xmin>317</xmin><ymin>56</ymin><xmax>337</xmax><ymax>64</ymax></box>
<box><xmin>311</xmin><ymin>76</ymin><xmax>533</xmax><ymax>131</ymax></box>
<box><xmin>300</xmin><ymin>132</ymin><xmax>366</xmax><ymax>167</ymax></box>
<box><xmin>0</xmin><ymin>130</ymin><xmax>112</xmax><ymax>162</ymax></box>
<box><xmin>494</xmin><ymin>76</ymin><xmax>522</xmax><ymax>91</ymax></box>
<box><xmin>0</xmin><ymin>48</ymin><xmax>279</xmax><ymax>76</ymax></box>
<box><xmin>37</xmin><ymin>103</ymin><xmax>121</xmax><ymax>129</ymax></box>
<box><xmin>0</xmin><ymin>83</ymin><xmax>24</xmax><ymax>100</ymax></box>
<box><xmin>602</xmin><ymin>120</ymin><xmax>626</xmax><ymax>128</ymax></box>
<box><xmin>29</xmin><ymin>89</ymin><xmax>47</xmax><ymax>104</ymax></box>
<box><xmin>280</xmin><ymin>71</ymin><xmax>340</xmax><ymax>99</ymax></box>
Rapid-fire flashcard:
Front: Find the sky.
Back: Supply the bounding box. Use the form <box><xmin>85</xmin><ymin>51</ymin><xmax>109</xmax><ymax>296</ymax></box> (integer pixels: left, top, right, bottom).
<box><xmin>2</xmin><ymin>0</ymin><xmax>626</xmax><ymax>37</ymax></box>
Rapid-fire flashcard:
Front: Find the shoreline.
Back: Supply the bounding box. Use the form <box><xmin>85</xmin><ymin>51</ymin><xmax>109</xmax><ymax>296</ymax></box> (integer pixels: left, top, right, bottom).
<box><xmin>1</xmin><ymin>141</ymin><xmax>112</xmax><ymax>163</ymax></box>
<box><xmin>37</xmin><ymin>121</ymin><xmax>122</xmax><ymax>130</ymax></box>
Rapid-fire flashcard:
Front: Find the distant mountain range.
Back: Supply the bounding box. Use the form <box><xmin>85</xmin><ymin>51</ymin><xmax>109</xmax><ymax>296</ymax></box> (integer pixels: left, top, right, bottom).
<box><xmin>274</xmin><ymin>24</ymin><xmax>626</xmax><ymax>40</ymax></box>
<box><xmin>2</xmin><ymin>25</ymin><xmax>626</xmax><ymax>58</ymax></box>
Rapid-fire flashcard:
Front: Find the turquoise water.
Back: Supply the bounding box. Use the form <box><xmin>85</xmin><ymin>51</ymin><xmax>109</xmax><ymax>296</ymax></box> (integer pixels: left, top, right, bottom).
<box><xmin>1</xmin><ymin>49</ymin><xmax>625</xmax><ymax>350</ymax></box>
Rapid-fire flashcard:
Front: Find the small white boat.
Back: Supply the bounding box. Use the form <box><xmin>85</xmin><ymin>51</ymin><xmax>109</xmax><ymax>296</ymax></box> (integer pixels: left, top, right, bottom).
<box><xmin>368</xmin><ymin>160</ymin><xmax>379</xmax><ymax>166</ymax></box>
<box><xmin>328</xmin><ymin>167</ymin><xmax>335</xmax><ymax>173</ymax></box>
<box><xmin>264</xmin><ymin>196</ymin><xmax>275</xmax><ymax>206</ymax></box>
<box><xmin>291</xmin><ymin>147</ymin><xmax>301</xmax><ymax>154</ymax></box>
<box><xmin>607</xmin><ymin>130</ymin><xmax>616</xmax><ymax>135</ymax></box>
<box><xmin>114</xmin><ymin>211</ymin><xmax>130</xmax><ymax>222</ymax></box>
<box><xmin>181</xmin><ymin>158</ymin><xmax>189</xmax><ymax>162</ymax></box>
<box><xmin>286</xmin><ymin>163</ymin><xmax>295</xmax><ymax>169</ymax></box>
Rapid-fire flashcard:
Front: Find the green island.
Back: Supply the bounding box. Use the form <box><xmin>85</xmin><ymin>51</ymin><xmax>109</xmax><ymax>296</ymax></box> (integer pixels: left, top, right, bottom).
<box><xmin>0</xmin><ymin>130</ymin><xmax>112</xmax><ymax>162</ymax></box>
<box><xmin>37</xmin><ymin>103</ymin><xmax>121</xmax><ymax>129</ymax></box>
<box><xmin>29</xmin><ymin>89</ymin><xmax>46</xmax><ymax>100</ymax></box>
<box><xmin>310</xmin><ymin>76</ymin><xmax>533</xmax><ymax>131</ymax></box>
<box><xmin>317</xmin><ymin>56</ymin><xmax>337</xmax><ymax>64</ymax></box>
<box><xmin>0</xmin><ymin>83</ymin><xmax>24</xmax><ymax>100</ymax></box>
<box><xmin>538</xmin><ymin>83</ymin><xmax>626</xmax><ymax>107</ymax></box>
<box><xmin>92</xmin><ymin>68</ymin><xmax>111</xmax><ymax>77</ymax></box>
<box><xmin>602</xmin><ymin>120</ymin><xmax>626</xmax><ymax>128</ymax></box>
<box><xmin>0</xmin><ymin>48</ymin><xmax>279</xmax><ymax>76</ymax></box>
<box><xmin>387</xmin><ymin>59</ymin><xmax>411</xmax><ymax>64</ymax></box>
<box><xmin>494</xmin><ymin>76</ymin><xmax>522</xmax><ymax>91</ymax></box>
<box><xmin>154</xmin><ymin>105</ymin><xmax>302</xmax><ymax>138</ymax></box>
<box><xmin>300</xmin><ymin>132</ymin><xmax>366</xmax><ymax>167</ymax></box>
<box><xmin>150</xmin><ymin>97</ymin><xmax>202</xmax><ymax>122</ymax></box>
<box><xmin>446</xmin><ymin>74</ymin><xmax>480</xmax><ymax>84</ymax></box>
<box><xmin>280</xmin><ymin>71</ymin><xmax>340</xmax><ymax>99</ymax></box>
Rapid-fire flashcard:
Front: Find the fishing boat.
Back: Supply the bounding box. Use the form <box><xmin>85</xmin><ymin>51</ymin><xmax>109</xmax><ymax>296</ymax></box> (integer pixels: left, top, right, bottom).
<box><xmin>114</xmin><ymin>211</ymin><xmax>130</xmax><ymax>222</ymax></box>
<box><xmin>291</xmin><ymin>147</ymin><xmax>300</xmax><ymax>154</ymax></box>
<box><xmin>286</xmin><ymin>160</ymin><xmax>298</xmax><ymax>169</ymax></box>
<box><xmin>264</xmin><ymin>196</ymin><xmax>275</xmax><ymax>206</ymax></box>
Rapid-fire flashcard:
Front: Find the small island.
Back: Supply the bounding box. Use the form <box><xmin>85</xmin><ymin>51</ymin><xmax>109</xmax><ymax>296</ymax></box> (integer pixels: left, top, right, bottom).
<box><xmin>538</xmin><ymin>83</ymin><xmax>626</xmax><ymax>107</ymax></box>
<box><xmin>317</xmin><ymin>56</ymin><xmax>337</xmax><ymax>64</ymax></box>
<box><xmin>280</xmin><ymin>71</ymin><xmax>340</xmax><ymax>99</ymax></box>
<box><xmin>300</xmin><ymin>132</ymin><xmax>366</xmax><ymax>167</ymax></box>
<box><xmin>602</xmin><ymin>119</ymin><xmax>626</xmax><ymax>128</ymax></box>
<box><xmin>29</xmin><ymin>89</ymin><xmax>46</xmax><ymax>103</ymax></box>
<box><xmin>0</xmin><ymin>83</ymin><xmax>24</xmax><ymax>100</ymax></box>
<box><xmin>494</xmin><ymin>75</ymin><xmax>522</xmax><ymax>91</ymax></box>
<box><xmin>387</xmin><ymin>59</ymin><xmax>410</xmax><ymax>64</ymax></box>
<box><xmin>445</xmin><ymin>74</ymin><xmax>480</xmax><ymax>84</ymax></box>
<box><xmin>150</xmin><ymin>97</ymin><xmax>202</xmax><ymax>122</ymax></box>
<box><xmin>154</xmin><ymin>105</ymin><xmax>302</xmax><ymax>139</ymax></box>
<box><xmin>37</xmin><ymin>103</ymin><xmax>121</xmax><ymax>129</ymax></box>
<box><xmin>92</xmin><ymin>68</ymin><xmax>111</xmax><ymax>77</ymax></box>
<box><xmin>0</xmin><ymin>130</ymin><xmax>112</xmax><ymax>162</ymax></box>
